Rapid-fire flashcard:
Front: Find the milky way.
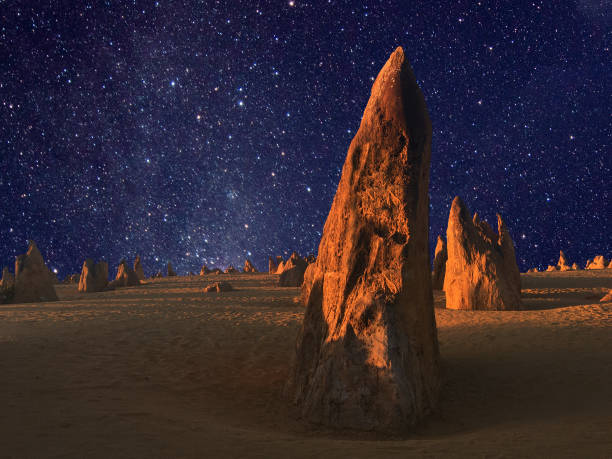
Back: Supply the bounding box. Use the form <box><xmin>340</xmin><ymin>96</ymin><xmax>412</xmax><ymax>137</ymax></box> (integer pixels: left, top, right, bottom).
<box><xmin>1</xmin><ymin>1</ymin><xmax>610</xmax><ymax>277</ymax></box>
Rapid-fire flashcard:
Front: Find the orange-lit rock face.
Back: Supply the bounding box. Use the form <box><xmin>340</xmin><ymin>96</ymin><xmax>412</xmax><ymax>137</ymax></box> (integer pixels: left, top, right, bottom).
<box><xmin>432</xmin><ymin>235</ymin><xmax>447</xmax><ymax>290</ymax></box>
<box><xmin>108</xmin><ymin>259</ymin><xmax>140</xmax><ymax>289</ymax></box>
<box><xmin>586</xmin><ymin>255</ymin><xmax>608</xmax><ymax>270</ymax></box>
<box><xmin>443</xmin><ymin>197</ymin><xmax>522</xmax><ymax>310</ymax></box>
<box><xmin>78</xmin><ymin>259</ymin><xmax>109</xmax><ymax>293</ymax></box>
<box><xmin>286</xmin><ymin>47</ymin><xmax>439</xmax><ymax>432</ymax></box>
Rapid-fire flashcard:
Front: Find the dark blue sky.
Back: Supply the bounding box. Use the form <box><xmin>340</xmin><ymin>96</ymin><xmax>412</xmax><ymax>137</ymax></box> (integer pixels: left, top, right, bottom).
<box><xmin>0</xmin><ymin>1</ymin><xmax>610</xmax><ymax>277</ymax></box>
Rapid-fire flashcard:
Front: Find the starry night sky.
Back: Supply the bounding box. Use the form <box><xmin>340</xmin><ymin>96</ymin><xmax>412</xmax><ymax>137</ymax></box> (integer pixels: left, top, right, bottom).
<box><xmin>1</xmin><ymin>1</ymin><xmax>610</xmax><ymax>277</ymax></box>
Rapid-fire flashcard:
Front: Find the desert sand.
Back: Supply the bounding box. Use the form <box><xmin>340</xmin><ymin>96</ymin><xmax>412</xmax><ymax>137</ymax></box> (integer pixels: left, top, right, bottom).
<box><xmin>0</xmin><ymin>270</ymin><xmax>611</xmax><ymax>458</ymax></box>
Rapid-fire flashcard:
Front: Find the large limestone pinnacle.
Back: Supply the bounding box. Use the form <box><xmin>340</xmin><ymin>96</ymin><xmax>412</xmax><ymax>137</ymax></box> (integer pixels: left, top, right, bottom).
<box><xmin>286</xmin><ymin>47</ymin><xmax>439</xmax><ymax>432</ymax></box>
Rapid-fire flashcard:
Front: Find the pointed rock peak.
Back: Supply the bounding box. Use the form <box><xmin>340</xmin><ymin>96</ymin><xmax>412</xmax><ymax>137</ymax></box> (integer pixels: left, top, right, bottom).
<box><xmin>473</xmin><ymin>212</ymin><xmax>480</xmax><ymax>225</ymax></box>
<box><xmin>496</xmin><ymin>213</ymin><xmax>506</xmax><ymax>232</ymax></box>
<box><xmin>360</xmin><ymin>46</ymin><xmax>430</xmax><ymax>141</ymax></box>
<box><xmin>286</xmin><ymin>46</ymin><xmax>438</xmax><ymax>432</ymax></box>
<box><xmin>25</xmin><ymin>240</ymin><xmax>44</xmax><ymax>264</ymax></box>
<box><xmin>449</xmin><ymin>196</ymin><xmax>469</xmax><ymax>223</ymax></box>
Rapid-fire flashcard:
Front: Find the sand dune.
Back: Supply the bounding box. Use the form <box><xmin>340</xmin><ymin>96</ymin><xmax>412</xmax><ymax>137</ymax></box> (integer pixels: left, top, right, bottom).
<box><xmin>1</xmin><ymin>270</ymin><xmax>611</xmax><ymax>457</ymax></box>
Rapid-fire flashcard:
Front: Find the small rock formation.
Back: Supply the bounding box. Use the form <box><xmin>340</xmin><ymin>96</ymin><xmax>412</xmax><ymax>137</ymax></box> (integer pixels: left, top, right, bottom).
<box><xmin>286</xmin><ymin>47</ymin><xmax>439</xmax><ymax>432</ymax></box>
<box><xmin>278</xmin><ymin>252</ymin><xmax>308</xmax><ymax>287</ymax></box>
<box><xmin>572</xmin><ymin>262</ymin><xmax>580</xmax><ymax>270</ymax></box>
<box><xmin>431</xmin><ymin>235</ymin><xmax>447</xmax><ymax>290</ymax></box>
<box><xmin>556</xmin><ymin>251</ymin><xmax>573</xmax><ymax>271</ymax></box>
<box><xmin>209</xmin><ymin>268</ymin><xmax>222</xmax><ymax>275</ymax></box>
<box><xmin>167</xmin><ymin>262</ymin><xmax>177</xmax><ymax>277</ymax></box>
<box><xmin>203</xmin><ymin>281</ymin><xmax>234</xmax><ymax>293</ymax></box>
<box><xmin>243</xmin><ymin>259</ymin><xmax>258</xmax><ymax>273</ymax></box>
<box><xmin>12</xmin><ymin>241</ymin><xmax>59</xmax><ymax>303</ymax></box>
<box><xmin>77</xmin><ymin>259</ymin><xmax>109</xmax><ymax>293</ymax></box>
<box><xmin>224</xmin><ymin>265</ymin><xmax>238</xmax><ymax>274</ymax></box>
<box><xmin>600</xmin><ymin>289</ymin><xmax>612</xmax><ymax>302</ymax></box>
<box><xmin>108</xmin><ymin>259</ymin><xmax>141</xmax><ymax>289</ymax></box>
<box><xmin>199</xmin><ymin>264</ymin><xmax>210</xmax><ymax>276</ymax></box>
<box><xmin>586</xmin><ymin>255</ymin><xmax>608</xmax><ymax>270</ymax></box>
<box><xmin>268</xmin><ymin>256</ymin><xmax>278</xmax><ymax>273</ymax></box>
<box><xmin>0</xmin><ymin>266</ymin><xmax>15</xmax><ymax>302</ymax></box>
<box><xmin>444</xmin><ymin>197</ymin><xmax>522</xmax><ymax>310</ymax></box>
<box><xmin>546</xmin><ymin>265</ymin><xmax>558</xmax><ymax>272</ymax></box>
<box><xmin>134</xmin><ymin>255</ymin><xmax>145</xmax><ymax>280</ymax></box>
<box><xmin>608</xmin><ymin>260</ymin><xmax>612</xmax><ymax>269</ymax></box>
<box><xmin>527</xmin><ymin>267</ymin><xmax>539</xmax><ymax>273</ymax></box>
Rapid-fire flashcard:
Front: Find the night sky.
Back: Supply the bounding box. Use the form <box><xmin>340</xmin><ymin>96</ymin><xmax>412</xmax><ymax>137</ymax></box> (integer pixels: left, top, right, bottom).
<box><xmin>1</xmin><ymin>1</ymin><xmax>610</xmax><ymax>278</ymax></box>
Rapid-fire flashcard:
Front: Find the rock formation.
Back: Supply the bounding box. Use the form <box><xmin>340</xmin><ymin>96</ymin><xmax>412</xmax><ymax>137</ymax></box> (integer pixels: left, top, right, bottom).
<box><xmin>167</xmin><ymin>262</ymin><xmax>177</xmax><ymax>277</ymax></box>
<box><xmin>77</xmin><ymin>259</ymin><xmax>109</xmax><ymax>293</ymax></box>
<box><xmin>0</xmin><ymin>266</ymin><xmax>15</xmax><ymax>302</ymax></box>
<box><xmin>600</xmin><ymin>289</ymin><xmax>612</xmax><ymax>302</ymax></box>
<box><xmin>224</xmin><ymin>265</ymin><xmax>238</xmax><ymax>274</ymax></box>
<box><xmin>431</xmin><ymin>235</ymin><xmax>447</xmax><ymax>290</ymax></box>
<box><xmin>444</xmin><ymin>197</ymin><xmax>522</xmax><ymax>310</ymax></box>
<box><xmin>546</xmin><ymin>265</ymin><xmax>558</xmax><ymax>272</ymax></box>
<box><xmin>608</xmin><ymin>260</ymin><xmax>612</xmax><ymax>269</ymax></box>
<box><xmin>134</xmin><ymin>255</ymin><xmax>145</xmax><ymax>280</ymax></box>
<box><xmin>586</xmin><ymin>255</ymin><xmax>608</xmax><ymax>270</ymax></box>
<box><xmin>268</xmin><ymin>256</ymin><xmax>278</xmax><ymax>273</ymax></box>
<box><xmin>278</xmin><ymin>253</ymin><xmax>308</xmax><ymax>287</ymax></box>
<box><xmin>572</xmin><ymin>262</ymin><xmax>580</xmax><ymax>270</ymax></box>
<box><xmin>203</xmin><ymin>281</ymin><xmax>234</xmax><ymax>293</ymax></box>
<box><xmin>12</xmin><ymin>241</ymin><xmax>58</xmax><ymax>303</ymax></box>
<box><xmin>199</xmin><ymin>264</ymin><xmax>210</xmax><ymax>275</ymax></box>
<box><xmin>108</xmin><ymin>259</ymin><xmax>141</xmax><ymax>289</ymax></box>
<box><xmin>243</xmin><ymin>259</ymin><xmax>258</xmax><ymax>273</ymax></box>
<box><xmin>210</xmin><ymin>268</ymin><xmax>222</xmax><ymax>275</ymax></box>
<box><xmin>527</xmin><ymin>267</ymin><xmax>539</xmax><ymax>273</ymax></box>
<box><xmin>276</xmin><ymin>259</ymin><xmax>285</xmax><ymax>273</ymax></box>
<box><xmin>285</xmin><ymin>47</ymin><xmax>439</xmax><ymax>432</ymax></box>
<box><xmin>557</xmin><ymin>251</ymin><xmax>571</xmax><ymax>271</ymax></box>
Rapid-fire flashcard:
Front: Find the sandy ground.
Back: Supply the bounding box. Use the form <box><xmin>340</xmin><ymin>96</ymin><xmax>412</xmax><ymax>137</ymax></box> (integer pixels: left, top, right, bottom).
<box><xmin>1</xmin><ymin>270</ymin><xmax>611</xmax><ymax>458</ymax></box>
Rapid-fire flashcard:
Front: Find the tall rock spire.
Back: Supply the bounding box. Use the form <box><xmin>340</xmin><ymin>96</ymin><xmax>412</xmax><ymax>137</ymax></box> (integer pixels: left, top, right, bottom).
<box><xmin>286</xmin><ymin>47</ymin><xmax>439</xmax><ymax>432</ymax></box>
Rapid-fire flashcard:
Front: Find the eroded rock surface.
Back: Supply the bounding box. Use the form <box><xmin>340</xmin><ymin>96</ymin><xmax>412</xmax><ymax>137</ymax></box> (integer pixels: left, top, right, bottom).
<box><xmin>431</xmin><ymin>236</ymin><xmax>447</xmax><ymax>290</ymax></box>
<box><xmin>286</xmin><ymin>47</ymin><xmax>439</xmax><ymax>432</ymax></box>
<box><xmin>443</xmin><ymin>197</ymin><xmax>522</xmax><ymax>310</ymax></box>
